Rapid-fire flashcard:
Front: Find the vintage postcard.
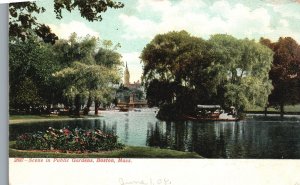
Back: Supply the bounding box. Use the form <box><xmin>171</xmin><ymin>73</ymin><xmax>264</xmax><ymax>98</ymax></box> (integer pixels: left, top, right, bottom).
<box><xmin>7</xmin><ymin>0</ymin><xmax>300</xmax><ymax>184</ymax></box>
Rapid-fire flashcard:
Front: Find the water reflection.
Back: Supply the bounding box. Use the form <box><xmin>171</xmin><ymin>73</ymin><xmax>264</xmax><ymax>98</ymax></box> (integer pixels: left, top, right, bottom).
<box><xmin>145</xmin><ymin>118</ymin><xmax>300</xmax><ymax>158</ymax></box>
<box><xmin>9</xmin><ymin>112</ymin><xmax>300</xmax><ymax>158</ymax></box>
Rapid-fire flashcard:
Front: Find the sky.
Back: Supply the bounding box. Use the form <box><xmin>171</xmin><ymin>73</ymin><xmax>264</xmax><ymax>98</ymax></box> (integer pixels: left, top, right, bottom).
<box><xmin>35</xmin><ymin>0</ymin><xmax>300</xmax><ymax>83</ymax></box>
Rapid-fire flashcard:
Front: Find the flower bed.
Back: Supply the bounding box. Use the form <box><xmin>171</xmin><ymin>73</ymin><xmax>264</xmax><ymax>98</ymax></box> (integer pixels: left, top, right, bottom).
<box><xmin>16</xmin><ymin>127</ymin><xmax>124</xmax><ymax>152</ymax></box>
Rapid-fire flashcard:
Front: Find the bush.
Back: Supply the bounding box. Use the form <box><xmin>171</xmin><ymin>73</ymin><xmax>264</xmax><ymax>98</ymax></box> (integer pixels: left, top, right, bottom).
<box><xmin>156</xmin><ymin>103</ymin><xmax>182</xmax><ymax>120</ymax></box>
<box><xmin>16</xmin><ymin>127</ymin><xmax>124</xmax><ymax>152</ymax></box>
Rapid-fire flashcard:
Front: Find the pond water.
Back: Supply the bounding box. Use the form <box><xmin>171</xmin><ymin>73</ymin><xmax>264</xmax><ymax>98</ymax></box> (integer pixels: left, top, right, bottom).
<box><xmin>9</xmin><ymin>111</ymin><xmax>300</xmax><ymax>158</ymax></box>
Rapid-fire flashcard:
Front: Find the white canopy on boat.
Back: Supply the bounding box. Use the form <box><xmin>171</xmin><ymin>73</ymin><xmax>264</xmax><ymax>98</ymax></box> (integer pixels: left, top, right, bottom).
<box><xmin>197</xmin><ymin>105</ymin><xmax>221</xmax><ymax>109</ymax></box>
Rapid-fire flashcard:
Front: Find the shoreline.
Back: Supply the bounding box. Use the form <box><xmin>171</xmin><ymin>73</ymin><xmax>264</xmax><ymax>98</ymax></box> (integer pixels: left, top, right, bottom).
<box><xmin>9</xmin><ymin>115</ymin><xmax>102</xmax><ymax>124</ymax></box>
<box><xmin>9</xmin><ymin>141</ymin><xmax>202</xmax><ymax>158</ymax></box>
<box><xmin>9</xmin><ymin>110</ymin><xmax>300</xmax><ymax>124</ymax></box>
<box><xmin>243</xmin><ymin>111</ymin><xmax>300</xmax><ymax>115</ymax></box>
<box><xmin>9</xmin><ymin>109</ymin><xmax>158</xmax><ymax>124</ymax></box>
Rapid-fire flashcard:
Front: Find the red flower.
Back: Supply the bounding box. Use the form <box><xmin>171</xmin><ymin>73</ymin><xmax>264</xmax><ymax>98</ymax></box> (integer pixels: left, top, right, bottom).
<box><xmin>63</xmin><ymin>128</ymin><xmax>71</xmax><ymax>136</ymax></box>
<box><xmin>85</xmin><ymin>131</ymin><xmax>91</xmax><ymax>136</ymax></box>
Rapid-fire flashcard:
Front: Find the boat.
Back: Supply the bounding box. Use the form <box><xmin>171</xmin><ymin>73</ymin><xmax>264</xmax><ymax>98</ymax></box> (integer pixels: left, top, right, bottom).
<box><xmin>183</xmin><ymin>105</ymin><xmax>238</xmax><ymax>121</ymax></box>
<box><xmin>119</xmin><ymin>107</ymin><xmax>129</xmax><ymax>112</ymax></box>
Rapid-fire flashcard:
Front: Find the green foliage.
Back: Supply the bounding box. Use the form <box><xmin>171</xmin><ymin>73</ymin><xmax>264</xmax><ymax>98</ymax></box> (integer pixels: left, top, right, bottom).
<box><xmin>116</xmin><ymin>84</ymin><xmax>145</xmax><ymax>104</ymax></box>
<box><xmin>260</xmin><ymin>37</ymin><xmax>300</xmax><ymax>111</ymax></box>
<box><xmin>9</xmin><ymin>1</ymin><xmax>124</xmax><ymax>115</ymax></box>
<box><xmin>53</xmin><ymin>35</ymin><xmax>122</xmax><ymax>115</ymax></box>
<box><xmin>54</xmin><ymin>61</ymin><xmax>120</xmax><ymax>98</ymax></box>
<box><xmin>141</xmin><ymin>31</ymin><xmax>274</xmax><ymax>114</ymax></box>
<box><xmin>146</xmin><ymin>79</ymin><xmax>178</xmax><ymax>106</ymax></box>
<box><xmin>53</xmin><ymin>33</ymin><xmax>98</xmax><ymax>66</ymax></box>
<box><xmin>10</xmin><ymin>33</ymin><xmax>122</xmax><ymax>115</ymax></box>
<box><xmin>9</xmin><ymin>36</ymin><xmax>58</xmax><ymax>111</ymax></box>
<box><xmin>11</xmin><ymin>77</ymin><xmax>43</xmax><ymax>111</ymax></box>
<box><xmin>9</xmin><ymin>2</ymin><xmax>56</xmax><ymax>42</ymax></box>
<box><xmin>10</xmin><ymin>142</ymin><xmax>202</xmax><ymax>158</ymax></box>
<box><xmin>16</xmin><ymin>127</ymin><xmax>124</xmax><ymax>152</ymax></box>
<box><xmin>132</xmin><ymin>88</ymin><xmax>144</xmax><ymax>100</ymax></box>
<box><xmin>142</xmin><ymin>30</ymin><xmax>207</xmax><ymax>85</ymax></box>
<box><xmin>141</xmin><ymin>31</ymin><xmax>208</xmax><ymax>109</ymax></box>
<box><xmin>207</xmin><ymin>35</ymin><xmax>274</xmax><ymax>110</ymax></box>
<box><xmin>156</xmin><ymin>103</ymin><xmax>181</xmax><ymax>120</ymax></box>
<box><xmin>95</xmin><ymin>47</ymin><xmax>122</xmax><ymax>68</ymax></box>
<box><xmin>9</xmin><ymin>0</ymin><xmax>124</xmax><ymax>42</ymax></box>
<box><xmin>54</xmin><ymin>0</ymin><xmax>124</xmax><ymax>21</ymax></box>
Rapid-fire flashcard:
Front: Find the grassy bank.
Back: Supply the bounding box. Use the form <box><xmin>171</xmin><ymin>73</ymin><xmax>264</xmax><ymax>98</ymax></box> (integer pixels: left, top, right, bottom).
<box><xmin>246</xmin><ymin>104</ymin><xmax>300</xmax><ymax>112</ymax></box>
<box><xmin>9</xmin><ymin>114</ymin><xmax>101</xmax><ymax>124</ymax></box>
<box><xmin>245</xmin><ymin>104</ymin><xmax>300</xmax><ymax>115</ymax></box>
<box><xmin>9</xmin><ymin>142</ymin><xmax>202</xmax><ymax>158</ymax></box>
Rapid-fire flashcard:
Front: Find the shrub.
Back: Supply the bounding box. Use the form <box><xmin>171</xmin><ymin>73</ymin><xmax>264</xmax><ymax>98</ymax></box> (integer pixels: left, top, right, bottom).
<box><xmin>156</xmin><ymin>103</ymin><xmax>181</xmax><ymax>120</ymax></box>
<box><xmin>16</xmin><ymin>127</ymin><xmax>124</xmax><ymax>152</ymax></box>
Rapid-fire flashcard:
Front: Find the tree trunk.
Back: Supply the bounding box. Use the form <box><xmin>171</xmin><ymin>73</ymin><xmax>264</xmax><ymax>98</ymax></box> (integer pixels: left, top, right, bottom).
<box><xmin>95</xmin><ymin>100</ymin><xmax>99</xmax><ymax>115</ymax></box>
<box><xmin>48</xmin><ymin>103</ymin><xmax>53</xmax><ymax>113</ymax></box>
<box><xmin>264</xmin><ymin>107</ymin><xmax>267</xmax><ymax>117</ymax></box>
<box><xmin>74</xmin><ymin>95</ymin><xmax>81</xmax><ymax>117</ymax></box>
<box><xmin>83</xmin><ymin>95</ymin><xmax>92</xmax><ymax>115</ymax></box>
<box><xmin>280</xmin><ymin>103</ymin><xmax>284</xmax><ymax>119</ymax></box>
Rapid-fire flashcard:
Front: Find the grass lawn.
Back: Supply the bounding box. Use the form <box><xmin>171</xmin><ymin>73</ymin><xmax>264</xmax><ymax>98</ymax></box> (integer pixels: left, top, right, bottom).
<box><xmin>9</xmin><ymin>114</ymin><xmax>101</xmax><ymax>124</ymax></box>
<box><xmin>9</xmin><ymin>142</ymin><xmax>202</xmax><ymax>158</ymax></box>
<box><xmin>246</xmin><ymin>104</ymin><xmax>300</xmax><ymax>112</ymax></box>
<box><xmin>10</xmin><ymin>115</ymin><xmax>71</xmax><ymax>120</ymax></box>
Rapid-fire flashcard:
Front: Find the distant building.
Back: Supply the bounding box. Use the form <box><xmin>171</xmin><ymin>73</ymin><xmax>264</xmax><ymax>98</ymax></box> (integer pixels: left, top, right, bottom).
<box><xmin>116</xmin><ymin>62</ymin><xmax>147</xmax><ymax>110</ymax></box>
<box><xmin>123</xmin><ymin>62</ymin><xmax>144</xmax><ymax>91</ymax></box>
<box><xmin>124</xmin><ymin>62</ymin><xmax>130</xmax><ymax>87</ymax></box>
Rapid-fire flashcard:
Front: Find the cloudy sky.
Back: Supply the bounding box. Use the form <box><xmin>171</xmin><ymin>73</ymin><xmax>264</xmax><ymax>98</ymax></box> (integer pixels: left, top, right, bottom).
<box><xmin>36</xmin><ymin>0</ymin><xmax>300</xmax><ymax>83</ymax></box>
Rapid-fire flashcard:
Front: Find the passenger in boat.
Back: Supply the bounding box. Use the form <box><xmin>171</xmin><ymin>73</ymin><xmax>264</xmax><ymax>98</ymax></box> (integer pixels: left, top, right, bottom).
<box><xmin>228</xmin><ymin>106</ymin><xmax>237</xmax><ymax>116</ymax></box>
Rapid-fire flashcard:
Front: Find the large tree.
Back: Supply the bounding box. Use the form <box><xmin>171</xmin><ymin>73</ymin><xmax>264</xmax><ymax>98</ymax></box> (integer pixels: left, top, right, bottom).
<box><xmin>141</xmin><ymin>31</ymin><xmax>274</xmax><ymax>116</ymax></box>
<box><xmin>207</xmin><ymin>34</ymin><xmax>274</xmax><ymax>111</ymax></box>
<box><xmin>141</xmin><ymin>30</ymin><xmax>207</xmax><ymax>85</ymax></box>
<box><xmin>54</xmin><ymin>62</ymin><xmax>120</xmax><ymax>116</ymax></box>
<box><xmin>260</xmin><ymin>37</ymin><xmax>300</xmax><ymax>117</ymax></box>
<box><xmin>9</xmin><ymin>36</ymin><xmax>59</xmax><ymax>112</ymax></box>
<box><xmin>141</xmin><ymin>30</ymin><xmax>208</xmax><ymax>111</ymax></box>
<box><xmin>53</xmin><ymin>35</ymin><xmax>122</xmax><ymax>116</ymax></box>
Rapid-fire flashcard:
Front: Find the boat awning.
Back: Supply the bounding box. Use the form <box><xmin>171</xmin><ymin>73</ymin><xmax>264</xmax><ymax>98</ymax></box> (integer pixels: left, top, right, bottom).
<box><xmin>197</xmin><ymin>105</ymin><xmax>221</xmax><ymax>109</ymax></box>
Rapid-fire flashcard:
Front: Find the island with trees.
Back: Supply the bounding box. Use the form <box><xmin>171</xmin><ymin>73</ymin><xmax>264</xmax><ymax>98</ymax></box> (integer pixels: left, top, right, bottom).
<box><xmin>141</xmin><ymin>31</ymin><xmax>300</xmax><ymax>120</ymax></box>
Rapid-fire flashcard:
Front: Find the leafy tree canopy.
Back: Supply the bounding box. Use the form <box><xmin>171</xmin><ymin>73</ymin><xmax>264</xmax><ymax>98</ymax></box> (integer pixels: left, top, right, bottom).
<box><xmin>9</xmin><ymin>0</ymin><xmax>124</xmax><ymax>42</ymax></box>
<box><xmin>9</xmin><ymin>35</ymin><xmax>58</xmax><ymax>110</ymax></box>
<box><xmin>141</xmin><ymin>31</ymin><xmax>274</xmax><ymax>112</ymax></box>
<box><xmin>141</xmin><ymin>30</ymin><xmax>207</xmax><ymax>86</ymax></box>
<box><xmin>207</xmin><ymin>34</ymin><xmax>274</xmax><ymax>110</ymax></box>
<box><xmin>53</xmin><ymin>35</ymin><xmax>122</xmax><ymax>115</ymax></box>
<box><xmin>260</xmin><ymin>37</ymin><xmax>300</xmax><ymax>112</ymax></box>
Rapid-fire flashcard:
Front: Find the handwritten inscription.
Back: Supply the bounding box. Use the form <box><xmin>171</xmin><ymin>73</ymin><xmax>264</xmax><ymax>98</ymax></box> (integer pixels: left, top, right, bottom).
<box><xmin>119</xmin><ymin>178</ymin><xmax>171</xmax><ymax>185</ymax></box>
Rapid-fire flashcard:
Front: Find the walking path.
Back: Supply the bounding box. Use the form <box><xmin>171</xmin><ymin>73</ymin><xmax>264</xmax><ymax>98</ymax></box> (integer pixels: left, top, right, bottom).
<box><xmin>9</xmin><ymin>116</ymin><xmax>101</xmax><ymax>124</ymax></box>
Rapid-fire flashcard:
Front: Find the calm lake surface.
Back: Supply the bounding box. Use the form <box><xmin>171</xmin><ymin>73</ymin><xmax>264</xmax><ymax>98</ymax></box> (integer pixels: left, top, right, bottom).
<box><xmin>10</xmin><ymin>110</ymin><xmax>300</xmax><ymax>158</ymax></box>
